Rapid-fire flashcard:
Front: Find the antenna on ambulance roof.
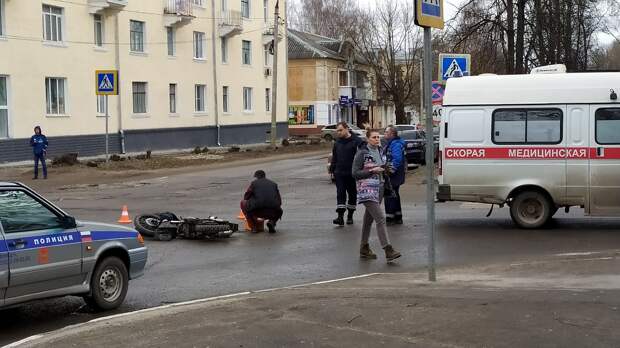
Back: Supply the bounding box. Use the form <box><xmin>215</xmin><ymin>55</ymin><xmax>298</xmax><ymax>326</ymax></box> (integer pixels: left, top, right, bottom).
<box><xmin>530</xmin><ymin>64</ymin><xmax>567</xmax><ymax>74</ymax></box>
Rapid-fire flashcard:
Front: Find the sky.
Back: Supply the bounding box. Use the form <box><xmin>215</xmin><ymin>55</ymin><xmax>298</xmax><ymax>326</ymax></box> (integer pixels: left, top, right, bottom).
<box><xmin>355</xmin><ymin>0</ymin><xmax>617</xmax><ymax>46</ymax></box>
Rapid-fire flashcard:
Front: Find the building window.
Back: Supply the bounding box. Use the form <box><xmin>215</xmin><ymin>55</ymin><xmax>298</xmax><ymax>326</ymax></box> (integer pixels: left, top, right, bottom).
<box><xmin>0</xmin><ymin>0</ymin><xmax>4</xmax><ymax>36</ymax></box>
<box><xmin>264</xmin><ymin>44</ymin><xmax>272</xmax><ymax>66</ymax></box>
<box><xmin>192</xmin><ymin>0</ymin><xmax>203</xmax><ymax>5</ymax></box>
<box><xmin>42</xmin><ymin>5</ymin><xmax>63</xmax><ymax>42</ymax></box>
<box><xmin>263</xmin><ymin>0</ymin><xmax>268</xmax><ymax>22</ymax></box>
<box><xmin>96</xmin><ymin>95</ymin><xmax>107</xmax><ymax>115</ymax></box>
<box><xmin>242</xmin><ymin>40</ymin><xmax>251</xmax><ymax>65</ymax></box>
<box><xmin>492</xmin><ymin>109</ymin><xmax>562</xmax><ymax>144</ymax></box>
<box><xmin>167</xmin><ymin>27</ymin><xmax>175</xmax><ymax>56</ymax></box>
<box><xmin>243</xmin><ymin>87</ymin><xmax>252</xmax><ymax>111</ymax></box>
<box><xmin>130</xmin><ymin>20</ymin><xmax>145</xmax><ymax>52</ymax></box>
<box><xmin>241</xmin><ymin>0</ymin><xmax>250</xmax><ymax>18</ymax></box>
<box><xmin>193</xmin><ymin>31</ymin><xmax>205</xmax><ymax>59</ymax></box>
<box><xmin>222</xmin><ymin>86</ymin><xmax>229</xmax><ymax>113</ymax></box>
<box><xmin>169</xmin><ymin>84</ymin><xmax>177</xmax><ymax>114</ymax></box>
<box><xmin>595</xmin><ymin>108</ymin><xmax>620</xmax><ymax>144</ymax></box>
<box><xmin>0</xmin><ymin>76</ymin><xmax>8</xmax><ymax>138</ymax></box>
<box><xmin>195</xmin><ymin>84</ymin><xmax>206</xmax><ymax>112</ymax></box>
<box><xmin>45</xmin><ymin>77</ymin><xmax>66</xmax><ymax>115</ymax></box>
<box><xmin>221</xmin><ymin>0</ymin><xmax>228</xmax><ymax>11</ymax></box>
<box><xmin>132</xmin><ymin>82</ymin><xmax>147</xmax><ymax>114</ymax></box>
<box><xmin>339</xmin><ymin>71</ymin><xmax>349</xmax><ymax>86</ymax></box>
<box><xmin>265</xmin><ymin>88</ymin><xmax>270</xmax><ymax>112</ymax></box>
<box><xmin>221</xmin><ymin>37</ymin><xmax>228</xmax><ymax>63</ymax></box>
<box><xmin>93</xmin><ymin>14</ymin><xmax>104</xmax><ymax>47</ymax></box>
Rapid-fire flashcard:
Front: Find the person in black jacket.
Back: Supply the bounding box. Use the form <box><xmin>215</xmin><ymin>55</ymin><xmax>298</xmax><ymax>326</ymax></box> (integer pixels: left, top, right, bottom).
<box><xmin>328</xmin><ymin>122</ymin><xmax>364</xmax><ymax>226</ymax></box>
<box><xmin>240</xmin><ymin>170</ymin><xmax>283</xmax><ymax>233</ymax></box>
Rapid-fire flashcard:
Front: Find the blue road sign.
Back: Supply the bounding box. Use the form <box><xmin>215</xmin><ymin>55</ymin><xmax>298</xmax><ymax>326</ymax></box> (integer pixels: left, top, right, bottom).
<box><xmin>339</xmin><ymin>96</ymin><xmax>349</xmax><ymax>105</ymax></box>
<box><xmin>438</xmin><ymin>54</ymin><xmax>470</xmax><ymax>84</ymax></box>
<box><xmin>96</xmin><ymin>70</ymin><xmax>118</xmax><ymax>95</ymax></box>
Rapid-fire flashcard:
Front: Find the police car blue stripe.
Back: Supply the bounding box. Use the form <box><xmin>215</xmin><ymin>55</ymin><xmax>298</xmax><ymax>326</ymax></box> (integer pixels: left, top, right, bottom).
<box><xmin>0</xmin><ymin>242</ymin><xmax>7</xmax><ymax>253</ymax></box>
<box><xmin>90</xmin><ymin>231</ymin><xmax>138</xmax><ymax>241</ymax></box>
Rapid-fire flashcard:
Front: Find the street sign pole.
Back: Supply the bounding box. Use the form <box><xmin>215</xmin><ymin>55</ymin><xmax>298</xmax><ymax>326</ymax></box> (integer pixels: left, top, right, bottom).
<box><xmin>423</xmin><ymin>27</ymin><xmax>436</xmax><ymax>282</ymax></box>
<box><xmin>105</xmin><ymin>95</ymin><xmax>109</xmax><ymax>162</ymax></box>
<box><xmin>270</xmin><ymin>0</ymin><xmax>279</xmax><ymax>148</ymax></box>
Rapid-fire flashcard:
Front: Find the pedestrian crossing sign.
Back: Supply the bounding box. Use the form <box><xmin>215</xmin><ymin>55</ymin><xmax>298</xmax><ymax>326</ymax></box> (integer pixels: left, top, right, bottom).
<box><xmin>438</xmin><ymin>54</ymin><xmax>470</xmax><ymax>84</ymax></box>
<box><xmin>96</xmin><ymin>70</ymin><xmax>118</xmax><ymax>95</ymax></box>
<box><xmin>415</xmin><ymin>0</ymin><xmax>444</xmax><ymax>29</ymax></box>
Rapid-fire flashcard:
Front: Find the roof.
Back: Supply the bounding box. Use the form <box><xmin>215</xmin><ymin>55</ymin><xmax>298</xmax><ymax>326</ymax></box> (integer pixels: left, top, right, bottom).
<box><xmin>0</xmin><ymin>182</ymin><xmax>19</xmax><ymax>187</ymax></box>
<box><xmin>287</xmin><ymin>29</ymin><xmax>345</xmax><ymax>61</ymax></box>
<box><xmin>443</xmin><ymin>73</ymin><xmax>620</xmax><ymax>106</ymax></box>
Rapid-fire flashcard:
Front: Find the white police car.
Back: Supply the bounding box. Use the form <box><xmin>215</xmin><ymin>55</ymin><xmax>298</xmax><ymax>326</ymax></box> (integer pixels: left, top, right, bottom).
<box><xmin>0</xmin><ymin>182</ymin><xmax>147</xmax><ymax>311</ymax></box>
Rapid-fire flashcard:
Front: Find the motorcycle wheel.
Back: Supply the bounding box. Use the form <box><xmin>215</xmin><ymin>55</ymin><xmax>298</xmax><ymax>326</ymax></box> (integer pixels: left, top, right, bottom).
<box><xmin>133</xmin><ymin>214</ymin><xmax>161</xmax><ymax>237</ymax></box>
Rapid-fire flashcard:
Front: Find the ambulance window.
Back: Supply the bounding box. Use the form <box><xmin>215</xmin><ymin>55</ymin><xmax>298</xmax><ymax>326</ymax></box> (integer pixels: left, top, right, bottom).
<box><xmin>595</xmin><ymin>108</ymin><xmax>620</xmax><ymax>144</ymax></box>
<box><xmin>493</xmin><ymin>110</ymin><xmax>526</xmax><ymax>143</ymax></box>
<box><xmin>493</xmin><ymin>108</ymin><xmax>562</xmax><ymax>144</ymax></box>
<box><xmin>527</xmin><ymin>110</ymin><xmax>562</xmax><ymax>143</ymax></box>
<box><xmin>449</xmin><ymin>109</ymin><xmax>485</xmax><ymax>142</ymax></box>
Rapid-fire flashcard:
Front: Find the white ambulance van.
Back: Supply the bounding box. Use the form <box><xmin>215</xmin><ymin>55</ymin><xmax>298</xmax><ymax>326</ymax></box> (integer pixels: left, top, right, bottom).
<box><xmin>437</xmin><ymin>69</ymin><xmax>620</xmax><ymax>229</ymax></box>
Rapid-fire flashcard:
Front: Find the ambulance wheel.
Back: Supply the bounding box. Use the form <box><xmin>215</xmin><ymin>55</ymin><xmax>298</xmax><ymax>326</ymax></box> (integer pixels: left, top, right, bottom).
<box><xmin>510</xmin><ymin>191</ymin><xmax>552</xmax><ymax>229</ymax></box>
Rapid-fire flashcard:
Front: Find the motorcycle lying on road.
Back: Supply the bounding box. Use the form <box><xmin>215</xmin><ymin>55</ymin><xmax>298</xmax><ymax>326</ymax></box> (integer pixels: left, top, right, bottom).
<box><xmin>133</xmin><ymin>212</ymin><xmax>239</xmax><ymax>241</ymax></box>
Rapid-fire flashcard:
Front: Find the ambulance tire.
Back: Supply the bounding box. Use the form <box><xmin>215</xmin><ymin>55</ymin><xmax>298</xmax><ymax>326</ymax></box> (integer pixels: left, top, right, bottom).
<box><xmin>85</xmin><ymin>256</ymin><xmax>129</xmax><ymax>311</ymax></box>
<box><xmin>509</xmin><ymin>191</ymin><xmax>553</xmax><ymax>229</ymax></box>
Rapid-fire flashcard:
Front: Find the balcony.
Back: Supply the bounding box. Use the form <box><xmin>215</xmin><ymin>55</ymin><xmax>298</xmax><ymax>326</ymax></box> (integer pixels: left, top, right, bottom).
<box><xmin>164</xmin><ymin>0</ymin><xmax>194</xmax><ymax>27</ymax></box>
<box><xmin>262</xmin><ymin>25</ymin><xmax>284</xmax><ymax>45</ymax></box>
<box><xmin>88</xmin><ymin>0</ymin><xmax>127</xmax><ymax>14</ymax></box>
<box><xmin>219</xmin><ymin>10</ymin><xmax>243</xmax><ymax>37</ymax></box>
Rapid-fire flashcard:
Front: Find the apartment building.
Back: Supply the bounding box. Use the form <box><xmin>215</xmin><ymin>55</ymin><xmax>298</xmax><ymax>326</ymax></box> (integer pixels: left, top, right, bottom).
<box><xmin>287</xmin><ymin>29</ymin><xmax>394</xmax><ymax>135</ymax></box>
<box><xmin>0</xmin><ymin>0</ymin><xmax>287</xmax><ymax>162</ymax></box>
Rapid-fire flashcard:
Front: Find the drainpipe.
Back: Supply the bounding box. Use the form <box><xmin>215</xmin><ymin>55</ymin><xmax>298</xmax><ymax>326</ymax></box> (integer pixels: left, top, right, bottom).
<box><xmin>211</xmin><ymin>0</ymin><xmax>221</xmax><ymax>146</ymax></box>
<box><xmin>114</xmin><ymin>12</ymin><xmax>126</xmax><ymax>153</ymax></box>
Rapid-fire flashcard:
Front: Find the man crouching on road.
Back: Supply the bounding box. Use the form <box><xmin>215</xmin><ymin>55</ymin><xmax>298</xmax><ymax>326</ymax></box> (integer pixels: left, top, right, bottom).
<box><xmin>240</xmin><ymin>170</ymin><xmax>283</xmax><ymax>233</ymax></box>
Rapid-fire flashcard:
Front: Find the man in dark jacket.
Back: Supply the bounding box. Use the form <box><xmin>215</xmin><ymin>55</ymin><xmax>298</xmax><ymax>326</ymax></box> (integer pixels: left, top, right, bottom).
<box><xmin>240</xmin><ymin>170</ymin><xmax>283</xmax><ymax>233</ymax></box>
<box><xmin>384</xmin><ymin>126</ymin><xmax>407</xmax><ymax>224</ymax></box>
<box><xmin>30</xmin><ymin>126</ymin><xmax>49</xmax><ymax>180</ymax></box>
<box><xmin>329</xmin><ymin>122</ymin><xmax>364</xmax><ymax>226</ymax></box>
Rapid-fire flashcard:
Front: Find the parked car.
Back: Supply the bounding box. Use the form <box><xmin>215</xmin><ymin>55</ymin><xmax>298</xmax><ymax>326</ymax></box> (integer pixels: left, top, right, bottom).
<box><xmin>392</xmin><ymin>124</ymin><xmax>418</xmax><ymax>132</ymax></box>
<box><xmin>321</xmin><ymin>124</ymin><xmax>366</xmax><ymax>141</ymax></box>
<box><xmin>0</xmin><ymin>182</ymin><xmax>148</xmax><ymax>311</ymax></box>
<box><xmin>399</xmin><ymin>130</ymin><xmax>439</xmax><ymax>165</ymax></box>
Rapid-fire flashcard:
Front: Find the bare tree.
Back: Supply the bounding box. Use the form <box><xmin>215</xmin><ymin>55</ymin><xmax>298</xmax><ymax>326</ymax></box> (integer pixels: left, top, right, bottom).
<box><xmin>287</xmin><ymin>0</ymin><xmax>362</xmax><ymax>40</ymax></box>
<box><xmin>353</xmin><ymin>0</ymin><xmax>421</xmax><ymax>124</ymax></box>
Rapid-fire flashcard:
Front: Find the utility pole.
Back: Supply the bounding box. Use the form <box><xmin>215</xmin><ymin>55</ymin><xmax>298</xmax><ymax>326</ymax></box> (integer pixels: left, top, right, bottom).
<box><xmin>270</xmin><ymin>0</ymin><xmax>280</xmax><ymax>148</ymax></box>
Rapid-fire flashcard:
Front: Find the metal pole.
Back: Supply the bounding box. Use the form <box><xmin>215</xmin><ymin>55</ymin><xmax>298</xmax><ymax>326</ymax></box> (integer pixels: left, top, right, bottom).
<box><xmin>210</xmin><ymin>0</ymin><xmax>221</xmax><ymax>146</ymax></box>
<box><xmin>105</xmin><ymin>95</ymin><xmax>109</xmax><ymax>162</ymax></box>
<box><xmin>419</xmin><ymin>58</ymin><xmax>424</xmax><ymax>126</ymax></box>
<box><xmin>423</xmin><ymin>27</ymin><xmax>436</xmax><ymax>282</ymax></box>
<box><xmin>270</xmin><ymin>0</ymin><xmax>280</xmax><ymax>148</ymax></box>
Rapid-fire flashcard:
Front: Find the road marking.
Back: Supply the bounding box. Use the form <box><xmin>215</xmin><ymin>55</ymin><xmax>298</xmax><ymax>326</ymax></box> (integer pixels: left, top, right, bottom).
<box><xmin>3</xmin><ymin>274</ymin><xmax>380</xmax><ymax>348</ymax></box>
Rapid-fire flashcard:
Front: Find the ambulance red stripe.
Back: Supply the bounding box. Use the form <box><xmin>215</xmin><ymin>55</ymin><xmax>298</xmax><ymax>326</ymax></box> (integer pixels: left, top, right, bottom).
<box><xmin>444</xmin><ymin>147</ymin><xmax>620</xmax><ymax>160</ymax></box>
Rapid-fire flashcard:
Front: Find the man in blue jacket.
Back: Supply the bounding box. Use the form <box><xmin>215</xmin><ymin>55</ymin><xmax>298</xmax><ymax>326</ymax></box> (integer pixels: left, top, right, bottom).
<box><xmin>30</xmin><ymin>126</ymin><xmax>48</xmax><ymax>179</ymax></box>
<box><xmin>384</xmin><ymin>126</ymin><xmax>406</xmax><ymax>224</ymax></box>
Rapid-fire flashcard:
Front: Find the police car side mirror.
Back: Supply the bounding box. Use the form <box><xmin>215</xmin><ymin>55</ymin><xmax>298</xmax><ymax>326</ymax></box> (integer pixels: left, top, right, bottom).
<box><xmin>60</xmin><ymin>215</ymin><xmax>77</xmax><ymax>229</ymax></box>
<box><xmin>611</xmin><ymin>89</ymin><xmax>618</xmax><ymax>101</ymax></box>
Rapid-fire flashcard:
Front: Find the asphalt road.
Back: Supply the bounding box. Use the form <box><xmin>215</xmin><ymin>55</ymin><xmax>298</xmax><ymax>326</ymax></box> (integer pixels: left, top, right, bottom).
<box><xmin>2</xmin><ymin>154</ymin><xmax>620</xmax><ymax>345</ymax></box>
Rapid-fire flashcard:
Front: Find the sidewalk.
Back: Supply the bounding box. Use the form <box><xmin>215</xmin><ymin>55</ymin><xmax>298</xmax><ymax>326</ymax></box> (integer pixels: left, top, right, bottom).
<box><xmin>11</xmin><ymin>251</ymin><xmax>620</xmax><ymax>348</ymax></box>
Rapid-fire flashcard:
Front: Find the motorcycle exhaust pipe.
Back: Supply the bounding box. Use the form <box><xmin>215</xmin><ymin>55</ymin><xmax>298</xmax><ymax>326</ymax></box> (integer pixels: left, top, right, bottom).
<box><xmin>216</xmin><ymin>230</ymin><xmax>234</xmax><ymax>238</ymax></box>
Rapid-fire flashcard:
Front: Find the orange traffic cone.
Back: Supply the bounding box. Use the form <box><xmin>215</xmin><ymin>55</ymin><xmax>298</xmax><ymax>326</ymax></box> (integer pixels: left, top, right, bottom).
<box><xmin>237</xmin><ymin>210</ymin><xmax>246</xmax><ymax>220</ymax></box>
<box><xmin>118</xmin><ymin>205</ymin><xmax>132</xmax><ymax>224</ymax></box>
<box><xmin>238</xmin><ymin>210</ymin><xmax>253</xmax><ymax>231</ymax></box>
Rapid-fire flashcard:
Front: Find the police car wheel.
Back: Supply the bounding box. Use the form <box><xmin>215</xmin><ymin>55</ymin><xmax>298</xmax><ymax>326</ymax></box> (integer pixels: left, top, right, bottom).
<box><xmin>86</xmin><ymin>256</ymin><xmax>129</xmax><ymax>311</ymax></box>
<box><xmin>509</xmin><ymin>191</ymin><xmax>552</xmax><ymax>229</ymax></box>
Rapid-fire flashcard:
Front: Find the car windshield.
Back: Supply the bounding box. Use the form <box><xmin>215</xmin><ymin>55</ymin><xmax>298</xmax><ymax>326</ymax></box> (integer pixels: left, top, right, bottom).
<box><xmin>400</xmin><ymin>131</ymin><xmax>422</xmax><ymax>140</ymax></box>
<box><xmin>396</xmin><ymin>125</ymin><xmax>416</xmax><ymax>131</ymax></box>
